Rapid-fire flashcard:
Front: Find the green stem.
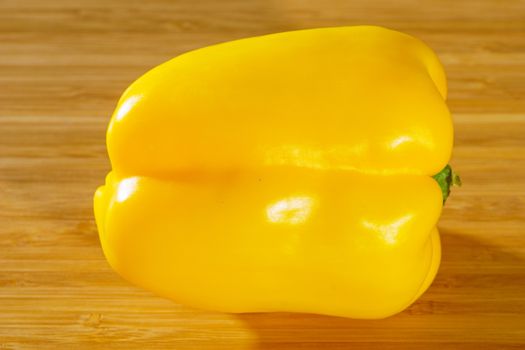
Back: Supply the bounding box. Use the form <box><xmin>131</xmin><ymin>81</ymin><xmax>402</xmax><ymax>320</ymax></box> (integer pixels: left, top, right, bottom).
<box><xmin>432</xmin><ymin>164</ymin><xmax>461</xmax><ymax>204</ymax></box>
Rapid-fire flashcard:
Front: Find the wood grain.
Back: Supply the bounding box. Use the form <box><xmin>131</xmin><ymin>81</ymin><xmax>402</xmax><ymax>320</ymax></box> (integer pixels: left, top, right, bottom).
<box><xmin>1</xmin><ymin>0</ymin><xmax>524</xmax><ymax>348</ymax></box>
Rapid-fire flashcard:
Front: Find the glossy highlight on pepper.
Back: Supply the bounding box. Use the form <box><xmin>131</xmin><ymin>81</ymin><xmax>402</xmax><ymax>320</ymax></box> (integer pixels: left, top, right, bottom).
<box><xmin>94</xmin><ymin>25</ymin><xmax>454</xmax><ymax>319</ymax></box>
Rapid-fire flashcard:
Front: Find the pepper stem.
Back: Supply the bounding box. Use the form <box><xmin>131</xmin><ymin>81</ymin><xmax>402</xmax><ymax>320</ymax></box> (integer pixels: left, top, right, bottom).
<box><xmin>432</xmin><ymin>164</ymin><xmax>461</xmax><ymax>204</ymax></box>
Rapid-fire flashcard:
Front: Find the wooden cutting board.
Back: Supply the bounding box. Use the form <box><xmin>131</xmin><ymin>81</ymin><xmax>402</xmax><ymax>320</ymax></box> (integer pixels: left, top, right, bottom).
<box><xmin>1</xmin><ymin>0</ymin><xmax>524</xmax><ymax>348</ymax></box>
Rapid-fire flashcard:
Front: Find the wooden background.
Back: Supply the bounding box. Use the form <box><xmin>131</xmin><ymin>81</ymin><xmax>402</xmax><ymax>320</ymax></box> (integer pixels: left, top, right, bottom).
<box><xmin>1</xmin><ymin>0</ymin><xmax>524</xmax><ymax>348</ymax></box>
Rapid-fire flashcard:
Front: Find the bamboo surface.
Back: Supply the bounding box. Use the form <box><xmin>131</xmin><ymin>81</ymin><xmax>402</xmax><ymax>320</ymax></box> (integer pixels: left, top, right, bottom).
<box><xmin>1</xmin><ymin>0</ymin><xmax>525</xmax><ymax>349</ymax></box>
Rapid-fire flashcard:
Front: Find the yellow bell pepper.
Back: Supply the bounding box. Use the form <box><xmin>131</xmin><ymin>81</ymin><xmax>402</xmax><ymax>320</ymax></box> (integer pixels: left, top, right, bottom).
<box><xmin>94</xmin><ymin>25</ymin><xmax>458</xmax><ymax>319</ymax></box>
